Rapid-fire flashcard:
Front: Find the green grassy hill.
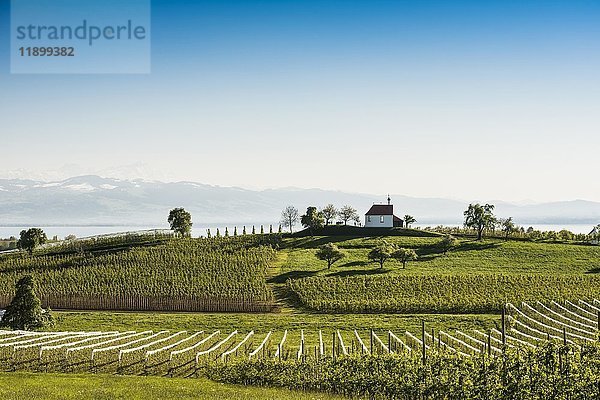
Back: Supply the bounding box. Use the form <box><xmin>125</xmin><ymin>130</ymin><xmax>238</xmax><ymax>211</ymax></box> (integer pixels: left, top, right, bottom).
<box><xmin>278</xmin><ymin>235</ymin><xmax>600</xmax><ymax>277</ymax></box>
<box><xmin>1</xmin><ymin>231</ymin><xmax>598</xmax><ymax>315</ymax></box>
<box><xmin>275</xmin><ymin>235</ymin><xmax>600</xmax><ymax>313</ymax></box>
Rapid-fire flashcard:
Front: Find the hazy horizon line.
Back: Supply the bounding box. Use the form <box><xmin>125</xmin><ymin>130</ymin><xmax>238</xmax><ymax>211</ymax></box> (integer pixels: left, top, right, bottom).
<box><xmin>1</xmin><ymin>173</ymin><xmax>599</xmax><ymax>206</ymax></box>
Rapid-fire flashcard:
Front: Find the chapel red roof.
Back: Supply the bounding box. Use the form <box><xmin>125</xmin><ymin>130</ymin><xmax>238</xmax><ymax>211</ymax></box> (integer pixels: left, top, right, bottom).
<box><xmin>365</xmin><ymin>204</ymin><xmax>394</xmax><ymax>215</ymax></box>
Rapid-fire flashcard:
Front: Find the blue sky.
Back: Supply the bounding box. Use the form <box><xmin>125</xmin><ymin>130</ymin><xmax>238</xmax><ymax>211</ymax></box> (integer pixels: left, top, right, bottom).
<box><xmin>0</xmin><ymin>0</ymin><xmax>599</xmax><ymax>201</ymax></box>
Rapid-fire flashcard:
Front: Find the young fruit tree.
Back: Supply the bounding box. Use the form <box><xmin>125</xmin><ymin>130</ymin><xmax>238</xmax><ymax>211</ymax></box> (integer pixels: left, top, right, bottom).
<box><xmin>280</xmin><ymin>206</ymin><xmax>299</xmax><ymax>234</ymax></box>
<box><xmin>439</xmin><ymin>235</ymin><xmax>457</xmax><ymax>255</ymax></box>
<box><xmin>393</xmin><ymin>248</ymin><xmax>418</xmax><ymax>269</ymax></box>
<box><xmin>368</xmin><ymin>240</ymin><xmax>396</xmax><ymax>269</ymax></box>
<box><xmin>0</xmin><ymin>275</ymin><xmax>53</xmax><ymax>331</ymax></box>
<box><xmin>17</xmin><ymin>228</ymin><xmax>47</xmax><ymax>254</ymax></box>
<box><xmin>463</xmin><ymin>203</ymin><xmax>496</xmax><ymax>240</ymax></box>
<box><xmin>168</xmin><ymin>208</ymin><xmax>193</xmax><ymax>237</ymax></box>
<box><xmin>315</xmin><ymin>243</ymin><xmax>346</xmax><ymax>269</ymax></box>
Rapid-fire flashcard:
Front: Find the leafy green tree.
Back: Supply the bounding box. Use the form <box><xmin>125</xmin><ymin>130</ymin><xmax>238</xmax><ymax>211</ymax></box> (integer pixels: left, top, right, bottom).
<box><xmin>404</xmin><ymin>215</ymin><xmax>416</xmax><ymax>228</ymax></box>
<box><xmin>260</xmin><ymin>225</ymin><xmax>264</xmax><ymax>234</ymax></box>
<box><xmin>216</xmin><ymin>228</ymin><xmax>221</xmax><ymax>237</ymax></box>
<box><xmin>315</xmin><ymin>243</ymin><xmax>346</xmax><ymax>269</ymax></box>
<box><xmin>558</xmin><ymin>230</ymin><xmax>574</xmax><ymax>241</ymax></box>
<box><xmin>280</xmin><ymin>206</ymin><xmax>299</xmax><ymax>234</ymax></box>
<box><xmin>17</xmin><ymin>228</ymin><xmax>47</xmax><ymax>254</ymax></box>
<box><xmin>393</xmin><ymin>248</ymin><xmax>418</xmax><ymax>269</ymax></box>
<box><xmin>321</xmin><ymin>204</ymin><xmax>338</xmax><ymax>225</ymax></box>
<box><xmin>463</xmin><ymin>203</ymin><xmax>496</xmax><ymax>240</ymax></box>
<box><xmin>224</xmin><ymin>227</ymin><xmax>229</xmax><ymax>237</ymax></box>
<box><xmin>168</xmin><ymin>208</ymin><xmax>192</xmax><ymax>237</ymax></box>
<box><xmin>301</xmin><ymin>207</ymin><xmax>324</xmax><ymax>236</ymax></box>
<box><xmin>233</xmin><ymin>227</ymin><xmax>238</xmax><ymax>236</ymax></box>
<box><xmin>338</xmin><ymin>205</ymin><xmax>359</xmax><ymax>225</ymax></box>
<box><xmin>439</xmin><ymin>235</ymin><xmax>457</xmax><ymax>255</ymax></box>
<box><xmin>368</xmin><ymin>240</ymin><xmax>396</xmax><ymax>269</ymax></box>
<box><xmin>500</xmin><ymin>217</ymin><xmax>517</xmax><ymax>240</ymax></box>
<box><xmin>0</xmin><ymin>275</ymin><xmax>52</xmax><ymax>331</ymax></box>
<box><xmin>206</xmin><ymin>228</ymin><xmax>211</xmax><ymax>238</ymax></box>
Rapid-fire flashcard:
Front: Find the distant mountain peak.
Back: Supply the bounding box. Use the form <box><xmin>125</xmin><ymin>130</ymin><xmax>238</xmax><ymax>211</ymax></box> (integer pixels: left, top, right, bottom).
<box><xmin>0</xmin><ymin>175</ymin><xmax>599</xmax><ymax>226</ymax></box>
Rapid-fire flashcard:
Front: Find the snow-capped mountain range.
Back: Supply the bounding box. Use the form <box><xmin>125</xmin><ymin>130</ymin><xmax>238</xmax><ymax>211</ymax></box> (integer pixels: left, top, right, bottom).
<box><xmin>0</xmin><ymin>176</ymin><xmax>599</xmax><ymax>226</ymax></box>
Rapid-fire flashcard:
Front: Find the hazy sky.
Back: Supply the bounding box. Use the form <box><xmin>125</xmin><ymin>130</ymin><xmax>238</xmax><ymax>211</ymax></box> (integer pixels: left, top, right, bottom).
<box><xmin>1</xmin><ymin>0</ymin><xmax>599</xmax><ymax>201</ymax></box>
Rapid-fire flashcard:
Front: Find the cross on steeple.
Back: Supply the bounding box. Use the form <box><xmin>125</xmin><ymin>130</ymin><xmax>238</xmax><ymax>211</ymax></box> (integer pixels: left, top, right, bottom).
<box><xmin>387</xmin><ymin>195</ymin><xmax>391</xmax><ymax>205</ymax></box>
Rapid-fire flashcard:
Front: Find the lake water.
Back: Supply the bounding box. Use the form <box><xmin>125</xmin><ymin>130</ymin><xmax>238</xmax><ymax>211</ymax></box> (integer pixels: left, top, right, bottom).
<box><xmin>0</xmin><ymin>223</ymin><xmax>596</xmax><ymax>240</ymax></box>
<box><xmin>0</xmin><ymin>224</ymin><xmax>279</xmax><ymax>240</ymax></box>
<box><xmin>413</xmin><ymin>223</ymin><xmax>596</xmax><ymax>235</ymax></box>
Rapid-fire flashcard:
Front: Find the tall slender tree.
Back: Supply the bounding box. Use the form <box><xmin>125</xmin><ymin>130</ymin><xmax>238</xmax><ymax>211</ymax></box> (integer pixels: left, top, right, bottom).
<box><xmin>280</xmin><ymin>206</ymin><xmax>300</xmax><ymax>234</ymax></box>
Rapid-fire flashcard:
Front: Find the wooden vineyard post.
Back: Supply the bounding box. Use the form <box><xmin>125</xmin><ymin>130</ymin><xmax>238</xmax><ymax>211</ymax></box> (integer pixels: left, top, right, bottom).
<box><xmin>332</xmin><ymin>332</ymin><xmax>336</xmax><ymax>361</ymax></box>
<box><xmin>487</xmin><ymin>331</ymin><xmax>492</xmax><ymax>357</ymax></box>
<box><xmin>501</xmin><ymin>306</ymin><xmax>506</xmax><ymax>350</ymax></box>
<box><xmin>421</xmin><ymin>320</ymin><xmax>426</xmax><ymax>364</ymax></box>
<box><xmin>597</xmin><ymin>311</ymin><xmax>600</xmax><ymax>341</ymax></box>
<box><xmin>431</xmin><ymin>329</ymin><xmax>435</xmax><ymax>349</ymax></box>
<box><xmin>370</xmin><ymin>329</ymin><xmax>373</xmax><ymax>355</ymax></box>
<box><xmin>563</xmin><ymin>327</ymin><xmax>567</xmax><ymax>346</ymax></box>
<box><xmin>387</xmin><ymin>331</ymin><xmax>391</xmax><ymax>354</ymax></box>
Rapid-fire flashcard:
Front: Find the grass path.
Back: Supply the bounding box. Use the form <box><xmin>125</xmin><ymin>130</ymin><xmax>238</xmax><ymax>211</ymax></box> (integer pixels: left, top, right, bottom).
<box><xmin>0</xmin><ymin>372</ymin><xmax>341</xmax><ymax>400</ymax></box>
<box><xmin>266</xmin><ymin>250</ymin><xmax>298</xmax><ymax>313</ymax></box>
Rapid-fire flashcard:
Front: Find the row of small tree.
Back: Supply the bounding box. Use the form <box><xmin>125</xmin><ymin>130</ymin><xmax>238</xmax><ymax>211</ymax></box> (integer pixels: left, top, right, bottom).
<box><xmin>464</xmin><ymin>203</ymin><xmax>531</xmax><ymax>240</ymax></box>
<box><xmin>205</xmin><ymin>225</ymin><xmax>281</xmax><ymax>238</ymax></box>
<box><xmin>462</xmin><ymin>203</ymin><xmax>600</xmax><ymax>242</ymax></box>
<box><xmin>315</xmin><ymin>235</ymin><xmax>459</xmax><ymax>270</ymax></box>
<box><xmin>280</xmin><ymin>205</ymin><xmax>361</xmax><ymax>234</ymax></box>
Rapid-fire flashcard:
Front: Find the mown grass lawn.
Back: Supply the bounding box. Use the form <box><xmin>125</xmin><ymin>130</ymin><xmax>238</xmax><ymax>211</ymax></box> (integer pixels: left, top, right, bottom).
<box><xmin>0</xmin><ymin>372</ymin><xmax>342</xmax><ymax>400</ymax></box>
<box><xmin>274</xmin><ymin>236</ymin><xmax>600</xmax><ymax>280</ymax></box>
<box><xmin>49</xmin><ymin>311</ymin><xmax>499</xmax><ymax>334</ymax></box>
